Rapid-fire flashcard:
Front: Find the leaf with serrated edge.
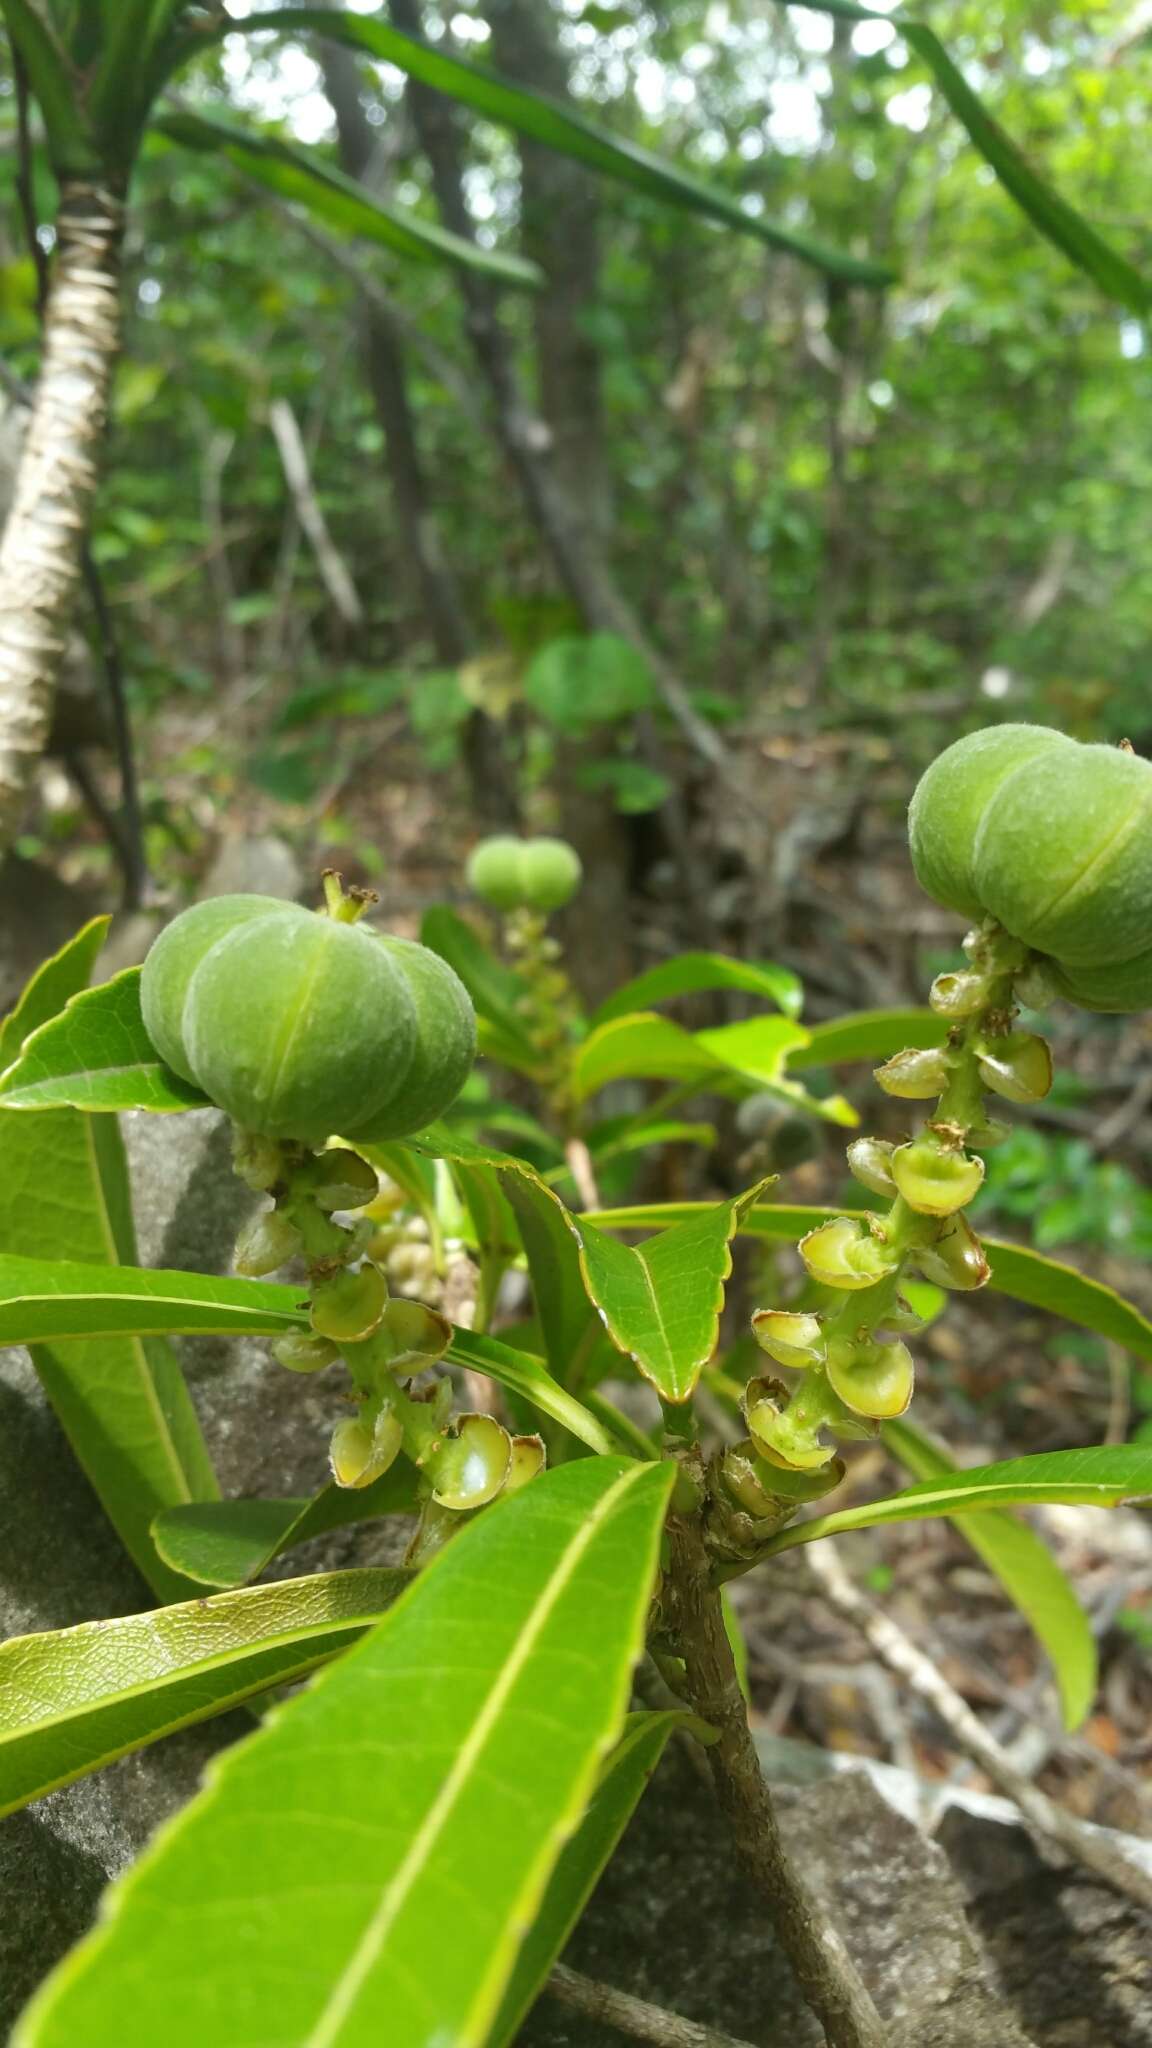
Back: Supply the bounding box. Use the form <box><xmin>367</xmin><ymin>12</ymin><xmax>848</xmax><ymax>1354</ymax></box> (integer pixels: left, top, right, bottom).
<box><xmin>486</xmin><ymin>1711</ymin><xmax>684</xmax><ymax>2048</ymax></box>
<box><xmin>0</xmin><ymin>1568</ymin><xmax>409</xmax><ymax>1819</ymax></box>
<box><xmin>884</xmin><ymin>1417</ymin><xmax>1096</xmax><ymax>1731</ymax></box>
<box><xmin>758</xmin><ymin>1446</ymin><xmax>1152</xmax><ymax>1557</ymax></box>
<box><xmin>583</xmin><ymin>1202</ymin><xmax>1152</xmax><ymax>1367</ymax></box>
<box><xmin>16</xmin><ymin>1458</ymin><xmax>673</xmax><ymax>2048</ymax></box>
<box><xmin>0</xmin><ymin>968</ymin><xmax>210</xmax><ymax>1114</ymax></box>
<box><xmin>0</xmin><ymin>926</ymin><xmax>217</xmax><ymax>1599</ymax></box>
<box><xmin>152</xmin><ymin>1463</ymin><xmax>421</xmax><ymax>1589</ymax></box>
<box><xmin>572</xmin><ymin>1181</ymin><xmax>775</xmax><ymax>1402</ymax></box>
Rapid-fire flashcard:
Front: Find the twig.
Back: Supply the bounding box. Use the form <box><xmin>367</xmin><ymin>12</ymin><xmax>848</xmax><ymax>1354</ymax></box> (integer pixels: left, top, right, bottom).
<box><xmin>804</xmin><ymin>1539</ymin><xmax>1152</xmax><ymax>1914</ymax></box>
<box><xmin>545</xmin><ymin>1962</ymin><xmax>759</xmax><ymax>2048</ymax></box>
<box><xmin>666</xmin><ymin>1505</ymin><xmax>886</xmax><ymax>2048</ymax></box>
<box><xmin>267</xmin><ymin>397</ymin><xmax>363</xmax><ymax>627</ymax></box>
<box><xmin>565</xmin><ymin>1134</ymin><xmax>602</xmax><ymax>1211</ymax></box>
<box><xmin>79</xmin><ymin>545</ymin><xmax>149</xmax><ymax>909</ymax></box>
<box><xmin>12</xmin><ymin>55</ymin><xmax>49</xmax><ymax>317</ymax></box>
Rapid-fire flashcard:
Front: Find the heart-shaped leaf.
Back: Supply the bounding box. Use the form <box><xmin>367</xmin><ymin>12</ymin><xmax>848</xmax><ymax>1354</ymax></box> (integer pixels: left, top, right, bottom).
<box><xmin>17</xmin><ymin>1457</ymin><xmax>673</xmax><ymax>2048</ymax></box>
<box><xmin>0</xmin><ymin>1568</ymin><xmax>409</xmax><ymax>1819</ymax></box>
<box><xmin>0</xmin><ymin>967</ymin><xmax>209</xmax><ymax>1115</ymax></box>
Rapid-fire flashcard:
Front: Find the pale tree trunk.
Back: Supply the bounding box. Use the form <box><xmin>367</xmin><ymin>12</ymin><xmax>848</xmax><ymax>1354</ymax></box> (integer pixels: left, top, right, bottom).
<box><xmin>0</xmin><ymin>182</ymin><xmax>124</xmax><ymax>848</ymax></box>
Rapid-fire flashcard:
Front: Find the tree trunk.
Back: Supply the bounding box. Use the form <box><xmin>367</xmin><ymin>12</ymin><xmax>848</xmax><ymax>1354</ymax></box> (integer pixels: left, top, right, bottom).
<box><xmin>0</xmin><ymin>182</ymin><xmax>124</xmax><ymax>849</ymax></box>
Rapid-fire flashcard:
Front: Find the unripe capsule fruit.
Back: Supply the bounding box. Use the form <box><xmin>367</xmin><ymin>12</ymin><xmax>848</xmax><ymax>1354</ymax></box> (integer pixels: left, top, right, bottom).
<box><xmin>466</xmin><ymin>835</ymin><xmax>583</xmax><ymax>914</ymax></box>
<box><xmin>909</xmin><ymin>726</ymin><xmax>1152</xmax><ymax>1011</ymax></box>
<box><xmin>140</xmin><ymin>894</ymin><xmax>476</xmax><ymax>1144</ymax></box>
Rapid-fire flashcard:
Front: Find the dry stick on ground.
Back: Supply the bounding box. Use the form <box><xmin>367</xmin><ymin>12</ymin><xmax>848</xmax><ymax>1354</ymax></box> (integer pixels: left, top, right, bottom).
<box><xmin>804</xmin><ymin>1538</ymin><xmax>1152</xmax><ymax>1914</ymax></box>
<box><xmin>667</xmin><ymin>1504</ymin><xmax>886</xmax><ymax>2048</ymax></box>
<box><xmin>545</xmin><ymin>1962</ymin><xmax>760</xmax><ymax>2048</ymax></box>
<box><xmin>267</xmin><ymin>398</ymin><xmax>364</xmax><ymax>629</ymax></box>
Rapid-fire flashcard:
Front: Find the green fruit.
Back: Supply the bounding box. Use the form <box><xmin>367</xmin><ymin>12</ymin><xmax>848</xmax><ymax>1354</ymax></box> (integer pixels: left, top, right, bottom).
<box><xmin>141</xmin><ymin>895</ymin><xmax>475</xmax><ymax>1144</ymax></box>
<box><xmin>465</xmin><ymin>836</ymin><xmax>525</xmax><ymax>912</ymax></box>
<box><xmin>365</xmin><ymin>936</ymin><xmax>477</xmax><ymax>1139</ymax></box>
<box><xmin>909</xmin><ymin>727</ymin><xmax>1152</xmax><ymax>1009</ymax></box>
<box><xmin>909</xmin><ymin>725</ymin><xmax>1070</xmax><ymax>921</ymax></box>
<box><xmin>466</xmin><ymin>834</ymin><xmax>583</xmax><ymax>913</ymax></box>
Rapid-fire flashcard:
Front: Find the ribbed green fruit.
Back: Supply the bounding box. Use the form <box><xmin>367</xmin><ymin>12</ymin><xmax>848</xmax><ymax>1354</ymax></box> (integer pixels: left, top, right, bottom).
<box><xmin>141</xmin><ymin>895</ymin><xmax>475</xmax><ymax>1143</ymax></box>
<box><xmin>466</xmin><ymin>834</ymin><xmax>583</xmax><ymax>913</ymax></box>
<box><xmin>909</xmin><ymin>725</ymin><xmax>1152</xmax><ymax>1011</ymax></box>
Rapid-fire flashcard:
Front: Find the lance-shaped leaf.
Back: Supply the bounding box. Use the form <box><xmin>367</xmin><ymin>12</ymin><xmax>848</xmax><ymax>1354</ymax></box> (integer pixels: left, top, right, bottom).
<box><xmin>180</xmin><ymin>7</ymin><xmax>894</xmax><ymax>286</ymax></box>
<box><xmin>0</xmin><ymin>1255</ymin><xmax>308</xmax><ymax>1344</ymax></box>
<box><xmin>787</xmin><ymin>1007</ymin><xmax>946</xmax><ymax>1071</ymax></box>
<box><xmin>0</xmin><ymin>1568</ymin><xmax>409</xmax><ymax>1820</ymax></box>
<box><xmin>884</xmin><ymin>1417</ymin><xmax>1096</xmax><ymax>1731</ymax></box>
<box><xmin>774</xmin><ymin>0</ymin><xmax>1151</xmax><ymax>313</ymax></box>
<box><xmin>17</xmin><ymin>1457</ymin><xmax>673</xmax><ymax>2048</ymax></box>
<box><xmin>0</xmin><ymin>926</ymin><xmax>217</xmax><ymax>1600</ymax></box>
<box><xmin>586</xmin><ymin>1201</ymin><xmax>1152</xmax><ymax>1366</ymax></box>
<box><xmin>152</xmin><ymin>1465</ymin><xmax>421</xmax><ymax>1589</ymax></box>
<box><xmin>759</xmin><ymin>1446</ymin><xmax>1152</xmax><ymax>1557</ymax></box>
<box><xmin>591</xmin><ymin>951</ymin><xmax>803</xmax><ymax>1028</ymax></box>
<box><xmin>571</xmin><ymin>1180</ymin><xmax>774</xmax><ymax>1402</ymax></box>
<box><xmin>486</xmin><ymin>1710</ymin><xmax>685</xmax><ymax>2048</ymax></box>
<box><xmin>156</xmin><ymin>109</ymin><xmax>540</xmax><ymax>288</ymax></box>
<box><xmin>446</xmin><ymin>1327</ymin><xmax>615</xmax><ymax>1454</ymax></box>
<box><xmin>0</xmin><ymin>967</ymin><xmax>209</xmax><ymax>1115</ymax></box>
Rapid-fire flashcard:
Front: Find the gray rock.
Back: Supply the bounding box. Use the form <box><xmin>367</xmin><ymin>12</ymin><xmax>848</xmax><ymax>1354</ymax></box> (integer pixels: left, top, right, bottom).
<box><xmin>517</xmin><ymin>1756</ymin><xmax>1034</xmax><ymax>2048</ymax></box>
<box><xmin>196</xmin><ymin>835</ymin><xmax>303</xmax><ymax>904</ymax></box>
<box><xmin>0</xmin><ymin>854</ymin><xmax>100</xmax><ymax>1012</ymax></box>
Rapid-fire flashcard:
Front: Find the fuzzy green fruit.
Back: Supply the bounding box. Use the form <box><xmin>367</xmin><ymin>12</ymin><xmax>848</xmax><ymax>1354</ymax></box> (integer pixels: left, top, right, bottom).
<box><xmin>467</xmin><ymin>834</ymin><xmax>583</xmax><ymax>913</ymax></box>
<box><xmin>141</xmin><ymin>896</ymin><xmax>475</xmax><ymax>1144</ymax></box>
<box><xmin>908</xmin><ymin>725</ymin><xmax>1069</xmax><ymax>922</ymax></box>
<box><xmin>909</xmin><ymin>725</ymin><xmax>1152</xmax><ymax>1009</ymax></box>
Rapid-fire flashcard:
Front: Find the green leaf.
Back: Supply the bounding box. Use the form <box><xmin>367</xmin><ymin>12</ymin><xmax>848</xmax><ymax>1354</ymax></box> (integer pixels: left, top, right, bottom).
<box><xmin>584</xmin><ymin>1202</ymin><xmax>1152</xmax><ymax>1367</ymax></box>
<box><xmin>156</xmin><ymin>110</ymin><xmax>540</xmax><ymax>289</ymax></box>
<box><xmin>186</xmin><ymin>8</ymin><xmax>894</xmax><ymax>286</ymax></box>
<box><xmin>760</xmin><ymin>1445</ymin><xmax>1152</xmax><ymax>1556</ymax></box>
<box><xmin>585</xmin><ymin>1113</ymin><xmax>717</xmax><ymax>1165</ymax></box>
<box><xmin>152</xmin><ymin>1465</ymin><xmax>421</xmax><ymax>1589</ymax></box>
<box><xmin>0</xmin><ymin>915</ymin><xmax>111</xmax><ymax>1068</ymax></box>
<box><xmin>883</xmin><ymin>1418</ymin><xmax>1096</xmax><ymax>1732</ymax></box>
<box><xmin>591</xmin><ymin>950</ymin><xmax>804</xmax><ymax>1028</ymax></box>
<box><xmin>447</xmin><ymin>1326</ymin><xmax>616</xmax><ymax>1454</ymax></box>
<box><xmin>774</xmin><ymin>0</ymin><xmax>1152</xmax><ymax>313</ymax></box>
<box><xmin>486</xmin><ymin>1710</ymin><xmax>683</xmax><ymax>2048</ymax></box>
<box><xmin>523</xmin><ymin>633</ymin><xmax>656</xmax><ymax>732</ymax></box>
<box><xmin>571</xmin><ymin>1180</ymin><xmax>773</xmax><ymax>1402</ymax></box>
<box><xmin>0</xmin><ymin>929</ymin><xmax>217</xmax><ymax>1601</ymax></box>
<box><xmin>0</xmin><ymin>0</ymin><xmax>95</xmax><ymax>175</ymax></box>
<box><xmin>420</xmin><ymin>905</ymin><xmax>542</xmax><ymax>1062</ymax></box>
<box><xmin>787</xmin><ymin>1007</ymin><xmax>946</xmax><ymax>1071</ymax></box>
<box><xmin>574</xmin><ymin>1013</ymin><xmax>856</xmax><ymax>1126</ymax></box>
<box><xmin>17</xmin><ymin>1457</ymin><xmax>674</xmax><ymax>2048</ymax></box>
<box><xmin>0</xmin><ymin>1567</ymin><xmax>409</xmax><ymax>1819</ymax></box>
<box><xmin>0</xmin><ymin>1254</ymin><xmax>308</xmax><ymax>1344</ymax></box>
<box><xmin>0</xmin><ymin>968</ymin><xmax>210</xmax><ymax>1115</ymax></box>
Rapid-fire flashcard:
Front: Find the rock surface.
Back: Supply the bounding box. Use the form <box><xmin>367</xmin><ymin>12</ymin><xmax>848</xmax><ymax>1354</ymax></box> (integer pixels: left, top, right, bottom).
<box><xmin>1</xmin><ymin>1108</ymin><xmax>1150</xmax><ymax>2043</ymax></box>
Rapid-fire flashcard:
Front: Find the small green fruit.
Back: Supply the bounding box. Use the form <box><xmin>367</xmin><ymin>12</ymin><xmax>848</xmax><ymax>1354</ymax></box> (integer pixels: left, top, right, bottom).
<box><xmin>874</xmin><ymin>1047</ymin><xmax>951</xmax><ymax>1100</ymax></box>
<box><xmin>466</xmin><ymin>835</ymin><xmax>583</xmax><ymax>914</ymax></box>
<box><xmin>846</xmin><ymin>1137</ymin><xmax>897</xmax><ymax>1197</ymax></box>
<box><xmin>140</xmin><ymin>895</ymin><xmax>475</xmax><ymax>1144</ymax></box>
<box><xmin>799</xmin><ymin>1217</ymin><xmax>899</xmax><ymax>1291</ymax></box>
<box><xmin>272</xmin><ymin>1331</ymin><xmax>340</xmax><ymax>1375</ymax></box>
<box><xmin>890</xmin><ymin>1137</ymin><xmax>984</xmax><ymax>1216</ymax></box>
<box><xmin>975</xmin><ymin>1031</ymin><xmax>1053</xmax><ymax>1104</ymax></box>
<box><xmin>329</xmin><ymin>1407</ymin><xmax>403</xmax><ymax>1490</ymax></box>
<box><xmin>311</xmin><ymin>1263</ymin><xmax>388</xmax><ymax>1343</ymax></box>
<box><xmin>431</xmin><ymin>1413</ymin><xmax>512</xmax><ymax>1510</ymax></box>
<box><xmin>751</xmin><ymin>1308</ymin><xmax>826</xmax><ymax>1369</ymax></box>
<box><xmin>233</xmin><ymin>1207</ymin><xmax>302</xmax><ymax>1277</ymax></box>
<box><xmin>308</xmin><ymin>1149</ymin><xmax>380</xmax><ymax>1212</ymax></box>
<box><xmin>505</xmin><ymin>1433</ymin><xmax>547</xmax><ymax>1493</ymax></box>
<box><xmin>825</xmin><ymin>1335</ymin><xmax>914</xmax><ymax>1420</ymax></box>
<box><xmin>912</xmin><ymin>1213</ymin><xmax>990</xmax><ymax>1291</ymax></box>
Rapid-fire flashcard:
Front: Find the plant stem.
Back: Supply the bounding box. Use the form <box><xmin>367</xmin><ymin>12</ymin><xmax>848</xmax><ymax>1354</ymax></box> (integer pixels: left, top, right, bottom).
<box><xmin>665</xmin><ymin>1504</ymin><xmax>886</xmax><ymax>2048</ymax></box>
<box><xmin>545</xmin><ymin>1962</ymin><xmax>760</xmax><ymax>2048</ymax></box>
